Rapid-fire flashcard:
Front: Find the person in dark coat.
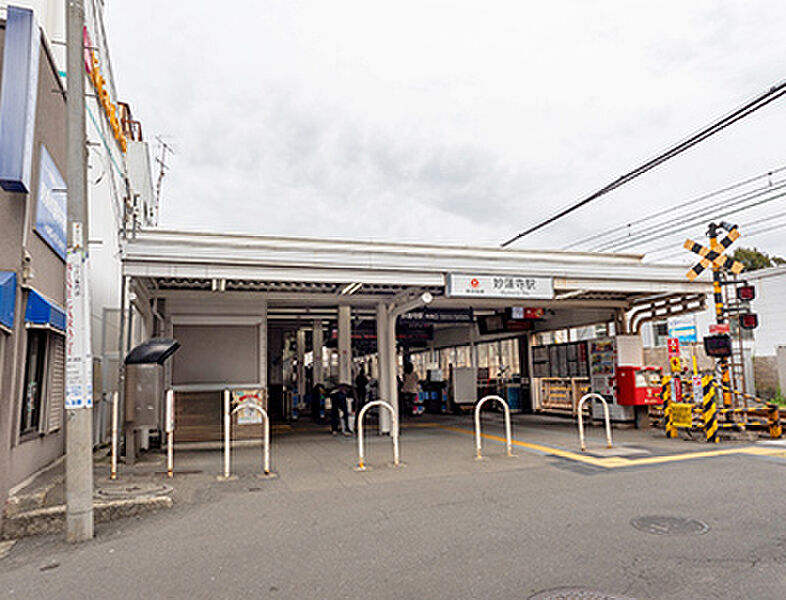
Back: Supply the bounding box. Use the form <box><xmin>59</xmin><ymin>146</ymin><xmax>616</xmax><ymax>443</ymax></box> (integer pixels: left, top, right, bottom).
<box><xmin>330</xmin><ymin>385</ymin><xmax>351</xmax><ymax>436</ymax></box>
<box><xmin>355</xmin><ymin>368</ymin><xmax>369</xmax><ymax>413</ymax></box>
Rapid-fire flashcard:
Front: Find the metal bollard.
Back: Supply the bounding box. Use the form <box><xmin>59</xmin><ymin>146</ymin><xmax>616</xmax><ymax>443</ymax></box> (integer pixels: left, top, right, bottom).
<box><xmin>110</xmin><ymin>391</ymin><xmax>119</xmax><ymax>480</ymax></box>
<box><xmin>577</xmin><ymin>393</ymin><xmax>613</xmax><ymax>452</ymax></box>
<box><xmin>474</xmin><ymin>395</ymin><xmax>514</xmax><ymax>460</ymax></box>
<box><xmin>356</xmin><ymin>400</ymin><xmax>400</xmax><ymax>470</ymax></box>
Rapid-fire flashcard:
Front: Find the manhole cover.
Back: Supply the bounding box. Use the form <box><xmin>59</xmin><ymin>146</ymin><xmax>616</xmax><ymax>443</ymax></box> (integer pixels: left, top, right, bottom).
<box><xmin>630</xmin><ymin>515</ymin><xmax>710</xmax><ymax>536</ymax></box>
<box><xmin>95</xmin><ymin>482</ymin><xmax>172</xmax><ymax>500</ymax></box>
<box><xmin>529</xmin><ymin>589</ymin><xmax>636</xmax><ymax>600</ymax></box>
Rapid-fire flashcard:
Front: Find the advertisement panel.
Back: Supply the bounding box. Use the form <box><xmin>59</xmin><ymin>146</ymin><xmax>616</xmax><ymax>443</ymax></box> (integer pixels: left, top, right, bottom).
<box><xmin>34</xmin><ymin>146</ymin><xmax>67</xmax><ymax>260</ymax></box>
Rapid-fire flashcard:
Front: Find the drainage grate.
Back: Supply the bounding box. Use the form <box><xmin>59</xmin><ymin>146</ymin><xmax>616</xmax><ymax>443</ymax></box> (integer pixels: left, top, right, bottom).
<box><xmin>95</xmin><ymin>482</ymin><xmax>173</xmax><ymax>501</ymax></box>
<box><xmin>630</xmin><ymin>515</ymin><xmax>710</xmax><ymax>536</ymax></box>
<box><xmin>529</xmin><ymin>589</ymin><xmax>636</xmax><ymax>600</ymax></box>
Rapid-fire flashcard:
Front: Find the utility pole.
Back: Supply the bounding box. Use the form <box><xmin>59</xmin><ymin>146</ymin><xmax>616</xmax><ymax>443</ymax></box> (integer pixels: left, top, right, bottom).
<box><xmin>65</xmin><ymin>0</ymin><xmax>94</xmax><ymax>543</ymax></box>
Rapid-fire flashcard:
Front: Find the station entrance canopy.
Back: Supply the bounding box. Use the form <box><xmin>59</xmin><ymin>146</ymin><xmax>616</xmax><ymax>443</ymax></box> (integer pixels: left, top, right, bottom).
<box><xmin>121</xmin><ymin>229</ymin><xmax>709</xmax><ymax>333</ymax></box>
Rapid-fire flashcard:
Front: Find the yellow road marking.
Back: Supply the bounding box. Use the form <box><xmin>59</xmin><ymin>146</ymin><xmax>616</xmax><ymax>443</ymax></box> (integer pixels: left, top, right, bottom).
<box><xmin>438</xmin><ymin>425</ymin><xmax>786</xmax><ymax>469</ymax></box>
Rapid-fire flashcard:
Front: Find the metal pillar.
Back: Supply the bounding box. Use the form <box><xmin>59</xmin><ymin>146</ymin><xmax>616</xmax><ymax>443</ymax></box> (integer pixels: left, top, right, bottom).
<box><xmin>386</xmin><ymin>311</ymin><xmax>399</xmax><ymax>434</ymax></box>
<box><xmin>312</xmin><ymin>319</ymin><xmax>323</xmax><ymax>385</ymax></box>
<box><xmin>376</xmin><ymin>303</ymin><xmax>391</xmax><ymax>433</ymax></box>
<box><xmin>296</xmin><ymin>327</ymin><xmax>306</xmax><ymax>398</ymax></box>
<box><xmin>65</xmin><ymin>0</ymin><xmax>94</xmax><ymax>543</ymax></box>
<box><xmin>258</xmin><ymin>302</ymin><xmax>267</xmax><ymax>389</ymax></box>
<box><xmin>338</xmin><ymin>305</ymin><xmax>351</xmax><ymax>385</ymax></box>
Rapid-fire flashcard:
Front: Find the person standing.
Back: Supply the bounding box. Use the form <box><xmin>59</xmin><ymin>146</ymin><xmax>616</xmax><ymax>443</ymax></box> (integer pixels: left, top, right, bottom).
<box><xmin>401</xmin><ymin>362</ymin><xmax>420</xmax><ymax>416</ymax></box>
<box><xmin>355</xmin><ymin>367</ymin><xmax>369</xmax><ymax>413</ymax></box>
<box><xmin>330</xmin><ymin>385</ymin><xmax>352</xmax><ymax>436</ymax></box>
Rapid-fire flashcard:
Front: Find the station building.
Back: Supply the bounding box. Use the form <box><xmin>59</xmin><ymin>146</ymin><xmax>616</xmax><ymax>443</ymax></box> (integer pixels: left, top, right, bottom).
<box><xmin>119</xmin><ymin>229</ymin><xmax>710</xmax><ymax>445</ymax></box>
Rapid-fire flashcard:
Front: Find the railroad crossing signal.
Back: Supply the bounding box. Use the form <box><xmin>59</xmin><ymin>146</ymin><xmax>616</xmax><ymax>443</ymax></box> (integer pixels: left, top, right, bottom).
<box><xmin>684</xmin><ymin>226</ymin><xmax>744</xmax><ymax>281</ymax></box>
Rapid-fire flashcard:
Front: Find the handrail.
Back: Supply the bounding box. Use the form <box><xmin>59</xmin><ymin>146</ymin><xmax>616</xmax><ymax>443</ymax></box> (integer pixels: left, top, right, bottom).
<box><xmin>474</xmin><ymin>395</ymin><xmax>514</xmax><ymax>460</ymax></box>
<box><xmin>577</xmin><ymin>393</ymin><xmax>613</xmax><ymax>452</ymax></box>
<box><xmin>356</xmin><ymin>400</ymin><xmax>400</xmax><ymax>470</ymax></box>
<box><xmin>222</xmin><ymin>389</ymin><xmax>271</xmax><ymax>478</ymax></box>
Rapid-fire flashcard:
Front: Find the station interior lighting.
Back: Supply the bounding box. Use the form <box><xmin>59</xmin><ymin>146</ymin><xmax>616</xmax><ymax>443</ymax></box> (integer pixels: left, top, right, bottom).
<box><xmin>339</xmin><ymin>282</ymin><xmax>362</xmax><ymax>295</ymax></box>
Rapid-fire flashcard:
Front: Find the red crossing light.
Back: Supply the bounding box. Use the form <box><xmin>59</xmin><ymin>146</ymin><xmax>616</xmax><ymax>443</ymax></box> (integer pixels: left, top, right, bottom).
<box><xmin>740</xmin><ymin>313</ymin><xmax>759</xmax><ymax>330</ymax></box>
<box><xmin>737</xmin><ymin>285</ymin><xmax>756</xmax><ymax>301</ymax></box>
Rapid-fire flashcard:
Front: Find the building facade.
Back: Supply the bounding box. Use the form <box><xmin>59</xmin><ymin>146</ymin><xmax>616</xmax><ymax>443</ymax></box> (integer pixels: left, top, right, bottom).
<box><xmin>0</xmin><ymin>2</ymin><xmax>156</xmax><ymax>530</ymax></box>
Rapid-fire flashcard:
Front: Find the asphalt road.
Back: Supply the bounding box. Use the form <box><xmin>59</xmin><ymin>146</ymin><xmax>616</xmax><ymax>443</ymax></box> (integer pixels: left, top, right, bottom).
<box><xmin>1</xmin><ymin>424</ymin><xmax>785</xmax><ymax>599</ymax></box>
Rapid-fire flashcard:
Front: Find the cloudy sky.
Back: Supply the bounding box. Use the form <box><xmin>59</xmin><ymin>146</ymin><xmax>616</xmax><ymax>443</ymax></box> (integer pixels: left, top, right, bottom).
<box><xmin>105</xmin><ymin>1</ymin><xmax>786</xmax><ymax>262</ymax></box>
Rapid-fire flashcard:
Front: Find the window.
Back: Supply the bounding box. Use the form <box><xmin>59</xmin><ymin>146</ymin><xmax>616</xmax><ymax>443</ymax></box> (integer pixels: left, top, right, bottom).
<box><xmin>653</xmin><ymin>321</ymin><xmax>669</xmax><ymax>347</ymax></box>
<box><xmin>20</xmin><ymin>329</ymin><xmax>47</xmax><ymax>436</ymax></box>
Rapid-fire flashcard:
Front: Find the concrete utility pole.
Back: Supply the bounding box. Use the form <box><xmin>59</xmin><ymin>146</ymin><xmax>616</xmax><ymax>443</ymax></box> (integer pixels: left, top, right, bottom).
<box><xmin>65</xmin><ymin>0</ymin><xmax>94</xmax><ymax>542</ymax></box>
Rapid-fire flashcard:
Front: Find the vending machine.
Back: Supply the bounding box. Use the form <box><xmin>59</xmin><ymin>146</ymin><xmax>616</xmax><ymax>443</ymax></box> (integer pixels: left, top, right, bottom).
<box><xmin>589</xmin><ymin>335</ymin><xmax>661</xmax><ymax>422</ymax></box>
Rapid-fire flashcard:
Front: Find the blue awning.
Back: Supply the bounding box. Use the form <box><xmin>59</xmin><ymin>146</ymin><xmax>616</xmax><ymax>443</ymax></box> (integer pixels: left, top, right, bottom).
<box><xmin>25</xmin><ymin>289</ymin><xmax>65</xmax><ymax>332</ymax></box>
<box><xmin>0</xmin><ymin>271</ymin><xmax>15</xmax><ymax>330</ymax></box>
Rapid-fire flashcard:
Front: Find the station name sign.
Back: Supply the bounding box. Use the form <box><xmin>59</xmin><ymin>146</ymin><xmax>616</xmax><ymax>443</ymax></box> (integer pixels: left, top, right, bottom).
<box><xmin>446</xmin><ymin>274</ymin><xmax>553</xmax><ymax>300</ymax></box>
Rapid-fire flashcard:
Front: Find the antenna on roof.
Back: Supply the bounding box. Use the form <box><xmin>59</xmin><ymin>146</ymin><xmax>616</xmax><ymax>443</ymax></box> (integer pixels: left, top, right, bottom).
<box><xmin>154</xmin><ymin>135</ymin><xmax>175</xmax><ymax>223</ymax></box>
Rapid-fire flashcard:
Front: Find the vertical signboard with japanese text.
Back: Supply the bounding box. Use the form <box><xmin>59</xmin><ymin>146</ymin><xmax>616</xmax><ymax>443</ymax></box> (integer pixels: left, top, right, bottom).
<box><xmin>66</xmin><ymin>247</ymin><xmax>93</xmax><ymax>409</ymax></box>
<box><xmin>34</xmin><ymin>146</ymin><xmax>67</xmax><ymax>259</ymax></box>
<box><xmin>0</xmin><ymin>6</ymin><xmax>40</xmax><ymax>192</ymax></box>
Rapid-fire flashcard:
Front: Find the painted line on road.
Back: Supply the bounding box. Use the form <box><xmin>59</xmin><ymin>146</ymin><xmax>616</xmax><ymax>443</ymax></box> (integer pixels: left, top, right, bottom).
<box><xmin>438</xmin><ymin>425</ymin><xmax>786</xmax><ymax>469</ymax></box>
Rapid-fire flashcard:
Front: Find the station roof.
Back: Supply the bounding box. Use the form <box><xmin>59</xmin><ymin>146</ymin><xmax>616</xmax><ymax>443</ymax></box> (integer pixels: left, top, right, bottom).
<box><xmin>124</xmin><ymin>228</ymin><xmax>706</xmax><ymax>291</ymax></box>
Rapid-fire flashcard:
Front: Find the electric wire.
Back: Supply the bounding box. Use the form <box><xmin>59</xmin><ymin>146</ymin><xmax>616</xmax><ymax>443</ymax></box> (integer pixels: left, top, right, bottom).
<box><xmin>501</xmin><ymin>80</ymin><xmax>786</xmax><ymax>247</ymax></box>
<box><xmin>562</xmin><ymin>166</ymin><xmax>786</xmax><ymax>250</ymax></box>
<box><xmin>650</xmin><ymin>220</ymin><xmax>786</xmax><ymax>263</ymax></box>
<box><xmin>645</xmin><ymin>207</ymin><xmax>786</xmax><ymax>256</ymax></box>
<box><xmin>594</xmin><ymin>180</ymin><xmax>786</xmax><ymax>252</ymax></box>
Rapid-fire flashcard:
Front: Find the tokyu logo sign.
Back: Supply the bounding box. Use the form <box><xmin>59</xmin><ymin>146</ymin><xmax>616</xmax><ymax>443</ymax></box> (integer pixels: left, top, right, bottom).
<box><xmin>446</xmin><ymin>274</ymin><xmax>553</xmax><ymax>299</ymax></box>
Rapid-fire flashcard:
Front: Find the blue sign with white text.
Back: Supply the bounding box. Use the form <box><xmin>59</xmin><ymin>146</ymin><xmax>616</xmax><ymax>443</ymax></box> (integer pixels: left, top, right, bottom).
<box><xmin>0</xmin><ymin>6</ymin><xmax>40</xmax><ymax>193</ymax></box>
<box><xmin>35</xmin><ymin>146</ymin><xmax>67</xmax><ymax>260</ymax></box>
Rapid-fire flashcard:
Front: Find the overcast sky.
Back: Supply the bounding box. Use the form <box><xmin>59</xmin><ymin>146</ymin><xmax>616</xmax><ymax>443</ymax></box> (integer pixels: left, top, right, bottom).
<box><xmin>105</xmin><ymin>1</ymin><xmax>786</xmax><ymax>262</ymax></box>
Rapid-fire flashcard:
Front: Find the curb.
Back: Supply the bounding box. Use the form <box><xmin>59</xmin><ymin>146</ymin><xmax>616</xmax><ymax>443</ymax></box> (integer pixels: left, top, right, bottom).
<box><xmin>1</xmin><ymin>496</ymin><xmax>173</xmax><ymax>540</ymax></box>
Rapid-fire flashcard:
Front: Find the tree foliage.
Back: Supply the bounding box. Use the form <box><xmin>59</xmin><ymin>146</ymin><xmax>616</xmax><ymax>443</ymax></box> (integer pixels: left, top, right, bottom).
<box><xmin>732</xmin><ymin>247</ymin><xmax>786</xmax><ymax>272</ymax></box>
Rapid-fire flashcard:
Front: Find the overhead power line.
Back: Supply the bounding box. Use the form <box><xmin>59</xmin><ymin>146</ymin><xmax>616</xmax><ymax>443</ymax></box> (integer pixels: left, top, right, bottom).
<box><xmin>501</xmin><ymin>79</ymin><xmax>786</xmax><ymax>247</ymax></box>
<box><xmin>594</xmin><ymin>179</ymin><xmax>786</xmax><ymax>252</ymax></box>
<box><xmin>599</xmin><ymin>186</ymin><xmax>786</xmax><ymax>253</ymax></box>
<box><xmin>563</xmin><ymin>166</ymin><xmax>786</xmax><ymax>250</ymax></box>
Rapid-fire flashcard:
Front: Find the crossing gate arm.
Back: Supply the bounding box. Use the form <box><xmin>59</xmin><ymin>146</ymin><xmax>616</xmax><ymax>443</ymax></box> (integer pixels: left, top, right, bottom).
<box><xmin>474</xmin><ymin>395</ymin><xmax>514</xmax><ymax>460</ymax></box>
<box><xmin>356</xmin><ymin>400</ymin><xmax>400</xmax><ymax>470</ymax></box>
<box><xmin>577</xmin><ymin>393</ymin><xmax>613</xmax><ymax>452</ymax></box>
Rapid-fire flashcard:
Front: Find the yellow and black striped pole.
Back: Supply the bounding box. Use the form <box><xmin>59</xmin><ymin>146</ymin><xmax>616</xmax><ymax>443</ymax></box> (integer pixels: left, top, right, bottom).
<box><xmin>768</xmin><ymin>405</ymin><xmax>782</xmax><ymax>439</ymax></box>
<box><xmin>661</xmin><ymin>375</ymin><xmax>677</xmax><ymax>438</ymax></box>
<box><xmin>709</xmin><ymin>226</ymin><xmax>733</xmax><ymax>408</ymax></box>
<box><xmin>702</xmin><ymin>375</ymin><xmax>718</xmax><ymax>443</ymax></box>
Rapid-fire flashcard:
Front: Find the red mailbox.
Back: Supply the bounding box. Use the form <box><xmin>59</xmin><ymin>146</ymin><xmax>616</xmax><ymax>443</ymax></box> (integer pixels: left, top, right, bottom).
<box><xmin>615</xmin><ymin>365</ymin><xmax>663</xmax><ymax>406</ymax></box>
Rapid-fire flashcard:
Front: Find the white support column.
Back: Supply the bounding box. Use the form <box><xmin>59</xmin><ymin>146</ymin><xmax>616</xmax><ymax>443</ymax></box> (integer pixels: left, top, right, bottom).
<box><xmin>313</xmin><ymin>319</ymin><xmax>324</xmax><ymax>386</ymax></box>
<box><xmin>376</xmin><ymin>303</ymin><xmax>391</xmax><ymax>433</ymax></box>
<box><xmin>386</xmin><ymin>311</ymin><xmax>399</xmax><ymax>434</ymax></box>
<box><xmin>338</xmin><ymin>305</ymin><xmax>352</xmax><ymax>385</ymax></box>
<box><xmin>296</xmin><ymin>327</ymin><xmax>306</xmax><ymax>398</ymax></box>
<box><xmin>258</xmin><ymin>301</ymin><xmax>267</xmax><ymax>389</ymax></box>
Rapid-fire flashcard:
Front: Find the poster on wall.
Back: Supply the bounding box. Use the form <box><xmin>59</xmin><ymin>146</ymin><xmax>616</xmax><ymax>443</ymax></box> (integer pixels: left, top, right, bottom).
<box><xmin>34</xmin><ymin>146</ymin><xmax>67</xmax><ymax>260</ymax></box>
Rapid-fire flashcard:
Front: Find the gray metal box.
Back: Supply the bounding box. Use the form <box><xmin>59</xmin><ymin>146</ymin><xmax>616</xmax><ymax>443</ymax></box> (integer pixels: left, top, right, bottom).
<box><xmin>124</xmin><ymin>363</ymin><xmax>162</xmax><ymax>428</ymax></box>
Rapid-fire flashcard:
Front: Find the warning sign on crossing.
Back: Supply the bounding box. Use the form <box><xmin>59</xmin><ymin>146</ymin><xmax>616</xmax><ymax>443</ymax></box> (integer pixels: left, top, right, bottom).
<box><xmin>671</xmin><ymin>403</ymin><xmax>693</xmax><ymax>428</ymax></box>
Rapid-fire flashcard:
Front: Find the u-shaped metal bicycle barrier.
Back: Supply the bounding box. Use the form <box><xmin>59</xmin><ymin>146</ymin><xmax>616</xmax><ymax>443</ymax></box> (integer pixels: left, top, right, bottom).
<box><xmin>356</xmin><ymin>400</ymin><xmax>400</xmax><ymax>470</ymax></box>
<box><xmin>474</xmin><ymin>395</ymin><xmax>514</xmax><ymax>460</ymax></box>
<box><xmin>222</xmin><ymin>389</ymin><xmax>272</xmax><ymax>478</ymax></box>
<box><xmin>577</xmin><ymin>393</ymin><xmax>613</xmax><ymax>452</ymax></box>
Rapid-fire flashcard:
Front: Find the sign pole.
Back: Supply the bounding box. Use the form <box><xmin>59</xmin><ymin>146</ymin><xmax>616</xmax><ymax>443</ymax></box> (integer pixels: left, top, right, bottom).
<box><xmin>65</xmin><ymin>0</ymin><xmax>94</xmax><ymax>543</ymax></box>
